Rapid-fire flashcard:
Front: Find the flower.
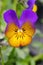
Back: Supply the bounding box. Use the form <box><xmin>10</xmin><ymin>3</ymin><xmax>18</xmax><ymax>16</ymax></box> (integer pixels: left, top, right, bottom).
<box><xmin>3</xmin><ymin>9</ymin><xmax>38</xmax><ymax>47</ymax></box>
<box><xmin>27</xmin><ymin>0</ymin><xmax>37</xmax><ymax>12</ymax></box>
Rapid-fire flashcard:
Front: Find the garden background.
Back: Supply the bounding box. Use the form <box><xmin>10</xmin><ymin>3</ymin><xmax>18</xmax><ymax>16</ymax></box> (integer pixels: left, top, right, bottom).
<box><xmin>0</xmin><ymin>0</ymin><xmax>43</xmax><ymax>65</ymax></box>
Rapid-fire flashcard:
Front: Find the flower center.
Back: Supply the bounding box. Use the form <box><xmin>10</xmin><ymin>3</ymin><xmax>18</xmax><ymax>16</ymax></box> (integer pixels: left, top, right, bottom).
<box><xmin>18</xmin><ymin>29</ymin><xmax>23</xmax><ymax>33</ymax></box>
<box><xmin>17</xmin><ymin>29</ymin><xmax>23</xmax><ymax>35</ymax></box>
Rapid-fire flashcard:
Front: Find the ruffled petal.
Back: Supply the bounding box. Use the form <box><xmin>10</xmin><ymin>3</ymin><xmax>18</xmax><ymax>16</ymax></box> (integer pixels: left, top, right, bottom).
<box><xmin>3</xmin><ymin>9</ymin><xmax>19</xmax><ymax>26</ymax></box>
<box><xmin>19</xmin><ymin>9</ymin><xmax>38</xmax><ymax>27</ymax></box>
<box><xmin>27</xmin><ymin>0</ymin><xmax>36</xmax><ymax>9</ymax></box>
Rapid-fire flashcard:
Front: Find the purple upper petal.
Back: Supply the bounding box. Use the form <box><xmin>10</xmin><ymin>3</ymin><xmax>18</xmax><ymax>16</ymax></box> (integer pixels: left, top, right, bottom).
<box><xmin>27</xmin><ymin>0</ymin><xmax>36</xmax><ymax>9</ymax></box>
<box><xmin>19</xmin><ymin>9</ymin><xmax>38</xmax><ymax>27</ymax></box>
<box><xmin>3</xmin><ymin>9</ymin><xmax>19</xmax><ymax>26</ymax></box>
<box><xmin>3</xmin><ymin>9</ymin><xmax>38</xmax><ymax>28</ymax></box>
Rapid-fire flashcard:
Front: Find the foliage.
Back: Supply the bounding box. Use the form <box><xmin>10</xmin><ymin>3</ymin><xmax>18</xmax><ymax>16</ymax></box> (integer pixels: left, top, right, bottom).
<box><xmin>0</xmin><ymin>0</ymin><xmax>43</xmax><ymax>65</ymax></box>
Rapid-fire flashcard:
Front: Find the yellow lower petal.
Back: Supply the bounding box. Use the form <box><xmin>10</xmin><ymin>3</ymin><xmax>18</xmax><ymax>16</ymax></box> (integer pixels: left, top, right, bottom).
<box><xmin>8</xmin><ymin>35</ymin><xmax>20</xmax><ymax>47</ymax></box>
<box><xmin>5</xmin><ymin>22</ymin><xmax>35</xmax><ymax>47</ymax></box>
<box><xmin>20</xmin><ymin>34</ymin><xmax>32</xmax><ymax>46</ymax></box>
<box><xmin>8</xmin><ymin>33</ymin><xmax>32</xmax><ymax>47</ymax></box>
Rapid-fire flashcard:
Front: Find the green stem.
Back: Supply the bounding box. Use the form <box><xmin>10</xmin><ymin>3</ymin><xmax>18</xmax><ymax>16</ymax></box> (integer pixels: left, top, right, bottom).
<box><xmin>0</xmin><ymin>46</ymin><xmax>4</xmax><ymax>65</ymax></box>
<box><xmin>33</xmin><ymin>54</ymin><xmax>43</xmax><ymax>61</ymax></box>
<box><xmin>0</xmin><ymin>23</ymin><xmax>1</xmax><ymax>32</ymax></box>
<box><xmin>0</xmin><ymin>46</ymin><xmax>1</xmax><ymax>65</ymax></box>
<box><xmin>12</xmin><ymin>0</ymin><xmax>18</xmax><ymax>11</ymax></box>
<box><xmin>30</xmin><ymin>59</ymin><xmax>36</xmax><ymax>65</ymax></box>
<box><xmin>36</xmin><ymin>29</ymin><xmax>43</xmax><ymax>37</ymax></box>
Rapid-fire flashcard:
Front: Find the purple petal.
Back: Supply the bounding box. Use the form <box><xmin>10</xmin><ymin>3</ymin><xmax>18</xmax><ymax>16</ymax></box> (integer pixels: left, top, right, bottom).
<box><xmin>19</xmin><ymin>9</ymin><xmax>38</xmax><ymax>27</ymax></box>
<box><xmin>27</xmin><ymin>0</ymin><xmax>36</xmax><ymax>9</ymax></box>
<box><xmin>3</xmin><ymin>9</ymin><xmax>19</xmax><ymax>26</ymax></box>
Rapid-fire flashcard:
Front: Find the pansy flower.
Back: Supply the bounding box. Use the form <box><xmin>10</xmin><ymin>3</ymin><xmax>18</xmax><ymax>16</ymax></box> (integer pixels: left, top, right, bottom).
<box><xmin>27</xmin><ymin>0</ymin><xmax>37</xmax><ymax>12</ymax></box>
<box><xmin>3</xmin><ymin>9</ymin><xmax>38</xmax><ymax>47</ymax></box>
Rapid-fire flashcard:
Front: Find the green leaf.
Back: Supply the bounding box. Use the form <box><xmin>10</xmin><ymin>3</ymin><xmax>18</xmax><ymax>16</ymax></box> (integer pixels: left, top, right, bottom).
<box><xmin>1</xmin><ymin>46</ymin><xmax>13</xmax><ymax>63</ymax></box>
<box><xmin>30</xmin><ymin>59</ymin><xmax>35</xmax><ymax>65</ymax></box>
<box><xmin>16</xmin><ymin>60</ymin><xmax>28</xmax><ymax>65</ymax></box>
<box><xmin>15</xmin><ymin>47</ymin><xmax>29</xmax><ymax>59</ymax></box>
<box><xmin>16</xmin><ymin>3</ymin><xmax>25</xmax><ymax>18</ymax></box>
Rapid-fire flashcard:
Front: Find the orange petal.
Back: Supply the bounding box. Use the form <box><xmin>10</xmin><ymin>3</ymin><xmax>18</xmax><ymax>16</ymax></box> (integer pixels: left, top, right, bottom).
<box><xmin>22</xmin><ymin>22</ymin><xmax>35</xmax><ymax>37</ymax></box>
<box><xmin>7</xmin><ymin>23</ymin><xmax>18</xmax><ymax>31</ymax></box>
<box><xmin>20</xmin><ymin>34</ymin><xmax>32</xmax><ymax>46</ymax></box>
<box><xmin>8</xmin><ymin>35</ymin><xmax>20</xmax><ymax>47</ymax></box>
<box><xmin>5</xmin><ymin>23</ymin><xmax>18</xmax><ymax>38</ymax></box>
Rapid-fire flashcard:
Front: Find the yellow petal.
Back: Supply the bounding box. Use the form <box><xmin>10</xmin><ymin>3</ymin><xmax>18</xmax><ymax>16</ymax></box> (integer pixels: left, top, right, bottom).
<box><xmin>32</xmin><ymin>4</ymin><xmax>37</xmax><ymax>12</ymax></box>
<box><xmin>7</xmin><ymin>23</ymin><xmax>18</xmax><ymax>31</ymax></box>
<box><xmin>9</xmin><ymin>35</ymin><xmax>20</xmax><ymax>47</ymax></box>
<box><xmin>5</xmin><ymin>30</ymin><xmax>15</xmax><ymax>38</ymax></box>
<box><xmin>20</xmin><ymin>34</ymin><xmax>32</xmax><ymax>46</ymax></box>
<box><xmin>5</xmin><ymin>23</ymin><xmax>18</xmax><ymax>38</ymax></box>
<box><xmin>5</xmin><ymin>22</ymin><xmax>34</xmax><ymax>47</ymax></box>
<box><xmin>22</xmin><ymin>22</ymin><xmax>35</xmax><ymax>37</ymax></box>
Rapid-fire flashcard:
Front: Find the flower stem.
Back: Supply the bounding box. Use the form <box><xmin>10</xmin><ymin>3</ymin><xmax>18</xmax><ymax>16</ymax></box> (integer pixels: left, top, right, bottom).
<box><xmin>0</xmin><ymin>46</ymin><xmax>4</xmax><ymax>65</ymax></box>
<box><xmin>33</xmin><ymin>54</ymin><xmax>43</xmax><ymax>61</ymax></box>
<box><xmin>12</xmin><ymin>0</ymin><xmax>18</xmax><ymax>11</ymax></box>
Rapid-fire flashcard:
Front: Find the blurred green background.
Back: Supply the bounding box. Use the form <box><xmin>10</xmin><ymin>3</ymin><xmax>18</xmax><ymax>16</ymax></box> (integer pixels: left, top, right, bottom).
<box><xmin>0</xmin><ymin>0</ymin><xmax>43</xmax><ymax>65</ymax></box>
